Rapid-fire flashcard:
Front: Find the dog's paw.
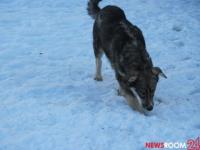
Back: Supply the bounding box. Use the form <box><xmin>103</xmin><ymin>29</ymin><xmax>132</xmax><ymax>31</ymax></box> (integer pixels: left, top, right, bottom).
<box><xmin>94</xmin><ymin>76</ymin><xmax>103</xmax><ymax>81</ymax></box>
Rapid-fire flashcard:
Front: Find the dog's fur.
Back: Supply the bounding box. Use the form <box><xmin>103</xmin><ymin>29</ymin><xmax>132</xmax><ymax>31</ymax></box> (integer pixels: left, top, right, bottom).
<box><xmin>87</xmin><ymin>0</ymin><xmax>166</xmax><ymax>112</ymax></box>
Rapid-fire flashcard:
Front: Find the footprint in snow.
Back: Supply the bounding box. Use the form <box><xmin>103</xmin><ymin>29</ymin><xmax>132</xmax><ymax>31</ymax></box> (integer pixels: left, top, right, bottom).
<box><xmin>171</xmin><ymin>25</ymin><xmax>185</xmax><ymax>47</ymax></box>
<box><xmin>186</xmin><ymin>74</ymin><xmax>195</xmax><ymax>81</ymax></box>
<box><xmin>189</xmin><ymin>88</ymin><xmax>200</xmax><ymax>95</ymax></box>
<box><xmin>154</xmin><ymin>97</ymin><xmax>163</xmax><ymax>106</ymax></box>
<box><xmin>175</xmin><ymin>41</ymin><xmax>185</xmax><ymax>47</ymax></box>
<box><xmin>172</xmin><ymin>25</ymin><xmax>182</xmax><ymax>32</ymax></box>
<box><xmin>181</xmin><ymin>56</ymin><xmax>191</xmax><ymax>61</ymax></box>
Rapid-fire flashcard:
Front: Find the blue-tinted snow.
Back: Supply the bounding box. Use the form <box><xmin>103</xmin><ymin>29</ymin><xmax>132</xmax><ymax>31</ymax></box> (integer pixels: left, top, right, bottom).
<box><xmin>0</xmin><ymin>0</ymin><xmax>200</xmax><ymax>149</ymax></box>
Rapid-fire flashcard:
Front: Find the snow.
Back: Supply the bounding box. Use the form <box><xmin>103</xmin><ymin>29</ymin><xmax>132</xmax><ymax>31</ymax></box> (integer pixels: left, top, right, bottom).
<box><xmin>0</xmin><ymin>0</ymin><xmax>200</xmax><ymax>149</ymax></box>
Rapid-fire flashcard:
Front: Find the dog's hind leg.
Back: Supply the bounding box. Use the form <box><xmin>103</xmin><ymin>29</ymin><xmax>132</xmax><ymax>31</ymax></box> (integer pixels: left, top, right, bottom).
<box><xmin>93</xmin><ymin>35</ymin><xmax>103</xmax><ymax>81</ymax></box>
<box><xmin>94</xmin><ymin>55</ymin><xmax>103</xmax><ymax>81</ymax></box>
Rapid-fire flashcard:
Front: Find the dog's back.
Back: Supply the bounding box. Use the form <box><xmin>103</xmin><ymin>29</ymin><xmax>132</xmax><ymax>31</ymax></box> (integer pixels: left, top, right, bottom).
<box><xmin>88</xmin><ymin>1</ymin><xmax>150</xmax><ymax>76</ymax></box>
<box><xmin>94</xmin><ymin>6</ymin><xmax>128</xmax><ymax>57</ymax></box>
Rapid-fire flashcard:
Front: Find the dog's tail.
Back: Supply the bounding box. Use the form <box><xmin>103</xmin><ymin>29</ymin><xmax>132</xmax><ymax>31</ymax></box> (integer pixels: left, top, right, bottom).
<box><xmin>87</xmin><ymin>0</ymin><xmax>102</xmax><ymax>19</ymax></box>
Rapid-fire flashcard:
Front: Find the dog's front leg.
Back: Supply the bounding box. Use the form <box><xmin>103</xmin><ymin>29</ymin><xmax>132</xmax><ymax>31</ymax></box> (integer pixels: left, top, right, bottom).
<box><xmin>119</xmin><ymin>85</ymin><xmax>144</xmax><ymax>113</ymax></box>
<box><xmin>116</xmin><ymin>74</ymin><xmax>144</xmax><ymax>113</ymax></box>
<box><xmin>123</xmin><ymin>88</ymin><xmax>144</xmax><ymax>113</ymax></box>
<box><xmin>117</xmin><ymin>86</ymin><xmax>124</xmax><ymax>96</ymax></box>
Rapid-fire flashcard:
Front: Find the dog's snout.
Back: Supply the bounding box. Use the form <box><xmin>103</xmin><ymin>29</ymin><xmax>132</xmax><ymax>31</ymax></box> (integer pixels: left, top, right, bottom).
<box><xmin>146</xmin><ymin>105</ymin><xmax>153</xmax><ymax>111</ymax></box>
<box><xmin>142</xmin><ymin>103</ymin><xmax>154</xmax><ymax>111</ymax></box>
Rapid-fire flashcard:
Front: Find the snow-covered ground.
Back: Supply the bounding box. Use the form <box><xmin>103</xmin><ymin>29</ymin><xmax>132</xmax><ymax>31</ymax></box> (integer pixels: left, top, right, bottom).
<box><xmin>0</xmin><ymin>0</ymin><xmax>200</xmax><ymax>149</ymax></box>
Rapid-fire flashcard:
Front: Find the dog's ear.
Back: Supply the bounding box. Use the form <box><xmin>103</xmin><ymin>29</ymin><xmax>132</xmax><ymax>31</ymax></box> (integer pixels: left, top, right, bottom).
<box><xmin>152</xmin><ymin>67</ymin><xmax>167</xmax><ymax>78</ymax></box>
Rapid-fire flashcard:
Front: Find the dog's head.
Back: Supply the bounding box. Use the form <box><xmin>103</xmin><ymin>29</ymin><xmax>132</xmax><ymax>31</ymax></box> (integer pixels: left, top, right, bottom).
<box><xmin>128</xmin><ymin>67</ymin><xmax>167</xmax><ymax>111</ymax></box>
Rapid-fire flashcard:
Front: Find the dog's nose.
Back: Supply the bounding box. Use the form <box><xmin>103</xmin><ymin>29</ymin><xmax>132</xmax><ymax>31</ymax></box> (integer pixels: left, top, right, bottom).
<box><xmin>146</xmin><ymin>105</ymin><xmax>153</xmax><ymax>111</ymax></box>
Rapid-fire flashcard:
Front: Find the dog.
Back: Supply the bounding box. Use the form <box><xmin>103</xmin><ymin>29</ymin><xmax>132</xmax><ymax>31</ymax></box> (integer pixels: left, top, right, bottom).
<box><xmin>87</xmin><ymin>0</ymin><xmax>167</xmax><ymax>112</ymax></box>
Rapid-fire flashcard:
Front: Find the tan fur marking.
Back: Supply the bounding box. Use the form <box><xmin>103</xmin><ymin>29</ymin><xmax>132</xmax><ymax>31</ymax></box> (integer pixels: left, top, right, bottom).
<box><xmin>94</xmin><ymin>57</ymin><xmax>103</xmax><ymax>81</ymax></box>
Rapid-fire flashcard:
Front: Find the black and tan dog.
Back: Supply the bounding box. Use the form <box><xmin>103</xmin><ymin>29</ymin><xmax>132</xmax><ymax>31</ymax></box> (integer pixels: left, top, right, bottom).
<box><xmin>87</xmin><ymin>0</ymin><xmax>167</xmax><ymax>112</ymax></box>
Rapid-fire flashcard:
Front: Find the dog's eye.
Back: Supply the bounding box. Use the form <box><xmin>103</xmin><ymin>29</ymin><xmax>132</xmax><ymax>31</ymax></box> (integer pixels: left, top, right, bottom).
<box><xmin>139</xmin><ymin>89</ymin><xmax>145</xmax><ymax>96</ymax></box>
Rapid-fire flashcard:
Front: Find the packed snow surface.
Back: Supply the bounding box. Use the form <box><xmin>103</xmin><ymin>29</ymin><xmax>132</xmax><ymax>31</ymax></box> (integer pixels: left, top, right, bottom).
<box><xmin>0</xmin><ymin>0</ymin><xmax>200</xmax><ymax>149</ymax></box>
